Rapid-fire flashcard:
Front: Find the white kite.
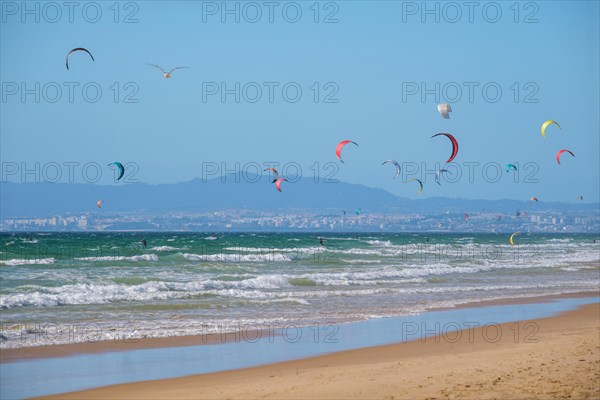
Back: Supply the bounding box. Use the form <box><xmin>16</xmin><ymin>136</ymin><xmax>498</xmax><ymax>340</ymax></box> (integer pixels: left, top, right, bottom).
<box><xmin>437</xmin><ymin>103</ymin><xmax>452</xmax><ymax>119</ymax></box>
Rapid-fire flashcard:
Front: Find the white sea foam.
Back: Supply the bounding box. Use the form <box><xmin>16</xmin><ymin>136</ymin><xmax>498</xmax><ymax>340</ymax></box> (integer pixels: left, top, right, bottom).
<box><xmin>1</xmin><ymin>234</ymin><xmax>598</xmax><ymax>350</ymax></box>
<box><xmin>223</xmin><ymin>246</ymin><xmax>320</xmax><ymax>254</ymax></box>
<box><xmin>150</xmin><ymin>246</ymin><xmax>181</xmax><ymax>251</ymax></box>
<box><xmin>182</xmin><ymin>253</ymin><xmax>296</xmax><ymax>262</ymax></box>
<box><xmin>339</xmin><ymin>259</ymin><xmax>382</xmax><ymax>264</ymax></box>
<box><xmin>547</xmin><ymin>238</ymin><xmax>573</xmax><ymax>243</ymax></box>
<box><xmin>0</xmin><ymin>258</ymin><xmax>56</xmax><ymax>266</ymax></box>
<box><xmin>12</xmin><ymin>265</ymin><xmax>585</xmax><ymax>308</ymax></box>
<box><xmin>74</xmin><ymin>254</ymin><xmax>159</xmax><ymax>262</ymax></box>
<box><xmin>365</xmin><ymin>240</ymin><xmax>393</xmax><ymax>246</ymax></box>
<box><xmin>0</xmin><ymin>274</ymin><xmax>293</xmax><ymax>308</ymax></box>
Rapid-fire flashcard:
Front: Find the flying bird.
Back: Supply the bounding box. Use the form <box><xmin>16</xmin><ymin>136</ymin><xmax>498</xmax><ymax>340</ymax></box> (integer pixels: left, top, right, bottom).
<box><xmin>147</xmin><ymin>64</ymin><xmax>189</xmax><ymax>78</ymax></box>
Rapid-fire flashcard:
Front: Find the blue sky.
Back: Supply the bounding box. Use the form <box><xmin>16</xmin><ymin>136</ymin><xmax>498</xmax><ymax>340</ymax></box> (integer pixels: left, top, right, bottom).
<box><xmin>1</xmin><ymin>0</ymin><xmax>598</xmax><ymax>202</ymax></box>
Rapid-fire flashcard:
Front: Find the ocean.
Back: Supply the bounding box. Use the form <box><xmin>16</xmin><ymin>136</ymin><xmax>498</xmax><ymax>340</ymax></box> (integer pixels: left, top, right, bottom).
<box><xmin>1</xmin><ymin>232</ymin><xmax>598</xmax><ymax>348</ymax></box>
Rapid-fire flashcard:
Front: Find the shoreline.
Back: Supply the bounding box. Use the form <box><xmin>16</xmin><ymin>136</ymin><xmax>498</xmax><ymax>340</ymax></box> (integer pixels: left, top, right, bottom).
<box><xmin>2</xmin><ymin>290</ymin><xmax>597</xmax><ymax>363</ymax></box>
<box><xmin>38</xmin><ymin>299</ymin><xmax>600</xmax><ymax>399</ymax></box>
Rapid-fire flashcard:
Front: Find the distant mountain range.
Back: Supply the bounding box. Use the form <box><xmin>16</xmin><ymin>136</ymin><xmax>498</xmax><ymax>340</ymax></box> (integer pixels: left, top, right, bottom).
<box><xmin>1</xmin><ymin>174</ymin><xmax>597</xmax><ymax>217</ymax></box>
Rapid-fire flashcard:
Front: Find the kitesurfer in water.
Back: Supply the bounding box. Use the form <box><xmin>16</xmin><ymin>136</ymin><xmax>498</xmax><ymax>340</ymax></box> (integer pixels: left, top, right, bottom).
<box><xmin>141</xmin><ymin>238</ymin><xmax>147</xmax><ymax>249</ymax></box>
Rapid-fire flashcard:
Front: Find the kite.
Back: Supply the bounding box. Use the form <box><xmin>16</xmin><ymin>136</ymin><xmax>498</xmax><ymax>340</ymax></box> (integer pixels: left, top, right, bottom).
<box><xmin>509</xmin><ymin>231</ymin><xmax>521</xmax><ymax>245</ymax></box>
<box><xmin>97</xmin><ymin>200</ymin><xmax>104</xmax><ymax>208</ymax></box>
<box><xmin>530</xmin><ymin>197</ymin><xmax>539</xmax><ymax>202</ymax></box>
<box><xmin>506</xmin><ymin>164</ymin><xmax>517</xmax><ymax>173</ymax></box>
<box><xmin>464</xmin><ymin>213</ymin><xmax>469</xmax><ymax>222</ymax></box>
<box><xmin>264</xmin><ymin>168</ymin><xmax>279</xmax><ymax>183</ymax></box>
<box><xmin>66</xmin><ymin>48</ymin><xmax>94</xmax><ymax>70</ymax></box>
<box><xmin>437</xmin><ymin>103</ymin><xmax>452</xmax><ymax>119</ymax></box>
<box><xmin>431</xmin><ymin>133</ymin><xmax>459</xmax><ymax>163</ymax></box>
<box><xmin>335</xmin><ymin>140</ymin><xmax>358</xmax><ymax>163</ymax></box>
<box><xmin>556</xmin><ymin>149</ymin><xmax>575</xmax><ymax>165</ymax></box>
<box><xmin>275</xmin><ymin>178</ymin><xmax>288</xmax><ymax>192</ymax></box>
<box><xmin>407</xmin><ymin>178</ymin><xmax>423</xmax><ymax>194</ymax></box>
<box><xmin>435</xmin><ymin>169</ymin><xmax>452</xmax><ymax>186</ymax></box>
<box><xmin>381</xmin><ymin>160</ymin><xmax>401</xmax><ymax>179</ymax></box>
<box><xmin>147</xmin><ymin>64</ymin><xmax>189</xmax><ymax>78</ymax></box>
<box><xmin>541</xmin><ymin>120</ymin><xmax>560</xmax><ymax>138</ymax></box>
<box><xmin>109</xmin><ymin>162</ymin><xmax>125</xmax><ymax>181</ymax></box>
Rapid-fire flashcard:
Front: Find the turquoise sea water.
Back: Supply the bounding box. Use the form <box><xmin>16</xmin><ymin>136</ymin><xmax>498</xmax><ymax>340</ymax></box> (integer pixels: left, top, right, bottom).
<box><xmin>1</xmin><ymin>232</ymin><xmax>599</xmax><ymax>348</ymax></box>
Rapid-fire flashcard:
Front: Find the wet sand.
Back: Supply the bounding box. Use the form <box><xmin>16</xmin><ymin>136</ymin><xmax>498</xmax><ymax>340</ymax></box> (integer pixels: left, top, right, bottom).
<box><xmin>38</xmin><ymin>299</ymin><xmax>599</xmax><ymax>399</ymax></box>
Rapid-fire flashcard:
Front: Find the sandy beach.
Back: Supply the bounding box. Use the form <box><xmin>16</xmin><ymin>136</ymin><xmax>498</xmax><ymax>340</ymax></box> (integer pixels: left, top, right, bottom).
<box><xmin>37</xmin><ymin>300</ymin><xmax>599</xmax><ymax>400</ymax></box>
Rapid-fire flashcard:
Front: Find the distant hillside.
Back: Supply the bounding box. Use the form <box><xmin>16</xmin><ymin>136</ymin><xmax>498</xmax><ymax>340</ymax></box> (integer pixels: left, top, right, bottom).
<box><xmin>1</xmin><ymin>174</ymin><xmax>597</xmax><ymax>217</ymax></box>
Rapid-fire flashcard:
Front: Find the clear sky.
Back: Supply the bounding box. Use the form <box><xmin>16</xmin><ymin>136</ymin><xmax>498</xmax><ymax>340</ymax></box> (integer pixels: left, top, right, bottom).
<box><xmin>1</xmin><ymin>0</ymin><xmax>598</xmax><ymax>202</ymax></box>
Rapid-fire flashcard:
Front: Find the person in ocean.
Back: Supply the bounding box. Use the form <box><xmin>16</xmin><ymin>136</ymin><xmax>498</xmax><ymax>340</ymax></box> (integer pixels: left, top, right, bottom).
<box><xmin>318</xmin><ymin>236</ymin><xmax>325</xmax><ymax>246</ymax></box>
<box><xmin>141</xmin><ymin>238</ymin><xmax>147</xmax><ymax>248</ymax></box>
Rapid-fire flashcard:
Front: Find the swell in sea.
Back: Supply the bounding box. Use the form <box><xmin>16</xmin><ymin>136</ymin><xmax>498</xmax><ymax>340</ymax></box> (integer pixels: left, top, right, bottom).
<box><xmin>1</xmin><ymin>232</ymin><xmax>598</xmax><ymax>348</ymax></box>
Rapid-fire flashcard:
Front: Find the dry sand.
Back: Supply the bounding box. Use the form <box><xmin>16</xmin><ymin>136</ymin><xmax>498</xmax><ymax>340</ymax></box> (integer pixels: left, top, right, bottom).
<box><xmin>39</xmin><ymin>302</ymin><xmax>600</xmax><ymax>400</ymax></box>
